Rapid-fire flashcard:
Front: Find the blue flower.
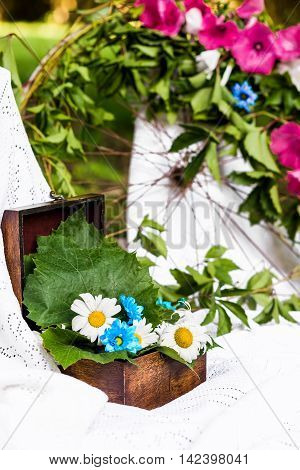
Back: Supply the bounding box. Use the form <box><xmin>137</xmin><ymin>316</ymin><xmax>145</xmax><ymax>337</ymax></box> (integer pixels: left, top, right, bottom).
<box><xmin>119</xmin><ymin>294</ymin><xmax>144</xmax><ymax>324</ymax></box>
<box><xmin>231</xmin><ymin>81</ymin><xmax>258</xmax><ymax>113</ymax></box>
<box><xmin>100</xmin><ymin>319</ymin><xmax>141</xmax><ymax>354</ymax></box>
<box><xmin>156</xmin><ymin>298</ymin><xmax>176</xmax><ymax>311</ymax></box>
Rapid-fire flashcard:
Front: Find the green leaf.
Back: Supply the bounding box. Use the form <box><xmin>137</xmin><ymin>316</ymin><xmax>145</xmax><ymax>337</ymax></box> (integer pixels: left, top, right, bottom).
<box><xmin>69</xmin><ymin>63</ymin><xmax>91</xmax><ymax>82</ymax></box>
<box><xmin>132</xmin><ymin>44</ymin><xmax>159</xmax><ymax>58</ymax></box>
<box><xmin>278</xmin><ymin>302</ymin><xmax>297</xmax><ymax>323</ymax></box>
<box><xmin>42</xmin><ymin>328</ymin><xmax>133</xmax><ymax>369</ymax></box>
<box><xmin>67</xmin><ymin>127</ymin><xmax>84</xmax><ymax>154</ymax></box>
<box><xmin>205</xmin><ymin>142</ymin><xmax>220</xmax><ymax>182</ymax></box>
<box><xmin>269</xmin><ymin>185</ymin><xmax>282</xmax><ymax>214</ymax></box>
<box><xmin>217</xmin><ymin>305</ymin><xmax>232</xmax><ymax>336</ymax></box>
<box><xmin>247</xmin><ymin>269</ymin><xmax>273</xmax><ymax>290</ymax></box>
<box><xmin>284</xmin><ymin>294</ymin><xmax>300</xmax><ymax>311</ymax></box>
<box><xmin>156</xmin><ymin>283</ymin><xmax>182</xmax><ymax>302</ymax></box>
<box><xmin>183</xmin><ymin>147</ymin><xmax>207</xmax><ymax>184</ymax></box>
<box><xmin>191</xmin><ymin>87</ymin><xmax>212</xmax><ymax>114</ymax></box>
<box><xmin>219</xmin><ymin>300</ymin><xmax>250</xmax><ymax>327</ymax></box>
<box><xmin>230</xmin><ymin>171</ymin><xmax>274</xmax><ymax>186</ymax></box>
<box><xmin>169</xmin><ymin>131</ymin><xmax>207</xmax><ymax>153</ymax></box>
<box><xmin>272</xmin><ymin>298</ymin><xmax>280</xmax><ymax>323</ymax></box>
<box><xmin>131</xmin><ymin>69</ymin><xmax>147</xmax><ymax>96</ymax></box>
<box><xmin>24</xmin><ymin>213</ymin><xmax>159</xmax><ymax>328</ymax></box>
<box><xmin>140</xmin><ymin>215</ymin><xmax>165</xmax><ymax>232</ymax></box>
<box><xmin>140</xmin><ymin>232</ymin><xmax>167</xmax><ymax>259</ymax></box>
<box><xmin>244</xmin><ymin>130</ymin><xmax>280</xmax><ymax>173</ymax></box>
<box><xmin>170</xmin><ymin>268</ymin><xmax>199</xmax><ymax>296</ymax></box>
<box><xmin>201</xmin><ymin>305</ymin><xmax>216</xmax><ymax>326</ymax></box>
<box><xmin>151</xmin><ymin>75</ymin><xmax>170</xmax><ymax>101</ymax></box>
<box><xmin>211</xmin><ymin>73</ymin><xmax>222</xmax><ymax>105</ymax></box>
<box><xmin>253</xmin><ymin>301</ymin><xmax>274</xmax><ymax>324</ymax></box>
<box><xmin>186</xmin><ymin>266</ymin><xmax>213</xmax><ymax>287</ymax></box>
<box><xmin>27</xmin><ymin>103</ymin><xmax>45</xmax><ymax>114</ymax></box>
<box><xmin>41</xmin><ymin>128</ymin><xmax>68</xmax><ymax>144</ymax></box>
<box><xmin>188</xmin><ymin>72</ymin><xmax>206</xmax><ymax>89</ymax></box>
<box><xmin>137</xmin><ymin>256</ymin><xmax>156</xmax><ymax>268</ymax></box>
<box><xmin>207</xmin><ymin>258</ymin><xmax>239</xmax><ymax>284</ymax></box>
<box><xmin>36</xmin><ymin>209</ymin><xmax>101</xmax><ymax>254</ymax></box>
<box><xmin>205</xmin><ymin>245</ymin><xmax>227</xmax><ymax>259</ymax></box>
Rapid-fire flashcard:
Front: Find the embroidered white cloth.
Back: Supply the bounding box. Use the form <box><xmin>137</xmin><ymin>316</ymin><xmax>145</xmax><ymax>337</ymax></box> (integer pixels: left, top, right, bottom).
<box><xmin>0</xmin><ymin>67</ymin><xmax>54</xmax><ymax>370</ymax></box>
<box><xmin>1</xmin><ymin>324</ymin><xmax>300</xmax><ymax>450</ymax></box>
<box><xmin>0</xmin><ymin>68</ymin><xmax>300</xmax><ymax>451</ymax></box>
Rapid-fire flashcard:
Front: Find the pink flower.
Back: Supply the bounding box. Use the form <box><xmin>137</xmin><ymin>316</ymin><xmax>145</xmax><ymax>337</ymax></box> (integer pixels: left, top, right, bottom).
<box><xmin>275</xmin><ymin>25</ymin><xmax>300</xmax><ymax>62</ymax></box>
<box><xmin>136</xmin><ymin>0</ymin><xmax>184</xmax><ymax>37</ymax></box>
<box><xmin>184</xmin><ymin>0</ymin><xmax>215</xmax><ymax>35</ymax></box>
<box><xmin>270</xmin><ymin>123</ymin><xmax>300</xmax><ymax>170</ymax></box>
<box><xmin>231</xmin><ymin>22</ymin><xmax>276</xmax><ymax>75</ymax></box>
<box><xmin>198</xmin><ymin>16</ymin><xmax>239</xmax><ymax>50</ymax></box>
<box><xmin>287</xmin><ymin>170</ymin><xmax>300</xmax><ymax>196</ymax></box>
<box><xmin>237</xmin><ymin>0</ymin><xmax>265</xmax><ymax>19</ymax></box>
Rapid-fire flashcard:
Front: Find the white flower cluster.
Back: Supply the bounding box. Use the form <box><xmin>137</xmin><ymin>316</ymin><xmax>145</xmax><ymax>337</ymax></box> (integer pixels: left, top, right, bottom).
<box><xmin>155</xmin><ymin>308</ymin><xmax>213</xmax><ymax>363</ymax></box>
<box><xmin>71</xmin><ymin>294</ymin><xmax>212</xmax><ymax>363</ymax></box>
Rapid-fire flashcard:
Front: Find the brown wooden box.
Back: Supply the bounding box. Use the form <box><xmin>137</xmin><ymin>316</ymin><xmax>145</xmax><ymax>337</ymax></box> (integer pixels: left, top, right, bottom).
<box><xmin>1</xmin><ymin>194</ymin><xmax>105</xmax><ymax>317</ymax></box>
<box><xmin>64</xmin><ymin>352</ymin><xmax>206</xmax><ymax>410</ymax></box>
<box><xmin>1</xmin><ymin>194</ymin><xmax>207</xmax><ymax>410</ymax></box>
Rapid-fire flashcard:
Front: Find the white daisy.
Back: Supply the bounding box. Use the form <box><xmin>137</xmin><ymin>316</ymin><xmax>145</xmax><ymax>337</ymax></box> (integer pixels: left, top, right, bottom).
<box><xmin>177</xmin><ymin>308</ymin><xmax>203</xmax><ymax>326</ymax></box>
<box><xmin>71</xmin><ymin>293</ymin><xmax>121</xmax><ymax>342</ymax></box>
<box><xmin>154</xmin><ymin>321</ymin><xmax>169</xmax><ymax>338</ymax></box>
<box><xmin>133</xmin><ymin>318</ymin><xmax>158</xmax><ymax>349</ymax></box>
<box><xmin>158</xmin><ymin>320</ymin><xmax>211</xmax><ymax>363</ymax></box>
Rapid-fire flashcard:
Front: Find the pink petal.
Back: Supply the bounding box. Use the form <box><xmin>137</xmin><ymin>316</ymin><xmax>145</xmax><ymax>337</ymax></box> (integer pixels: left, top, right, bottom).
<box><xmin>237</xmin><ymin>0</ymin><xmax>265</xmax><ymax>19</ymax></box>
<box><xmin>275</xmin><ymin>25</ymin><xmax>300</xmax><ymax>62</ymax></box>
<box><xmin>198</xmin><ymin>17</ymin><xmax>239</xmax><ymax>50</ymax></box>
<box><xmin>231</xmin><ymin>22</ymin><xmax>276</xmax><ymax>75</ymax></box>
<box><xmin>287</xmin><ymin>170</ymin><xmax>300</xmax><ymax>196</ymax></box>
<box><xmin>270</xmin><ymin>123</ymin><xmax>300</xmax><ymax>170</ymax></box>
<box><xmin>137</xmin><ymin>0</ymin><xmax>184</xmax><ymax>37</ymax></box>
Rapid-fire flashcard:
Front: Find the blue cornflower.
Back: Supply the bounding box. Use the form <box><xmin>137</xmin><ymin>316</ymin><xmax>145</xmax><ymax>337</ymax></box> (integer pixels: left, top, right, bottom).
<box><xmin>156</xmin><ymin>298</ymin><xmax>176</xmax><ymax>311</ymax></box>
<box><xmin>100</xmin><ymin>319</ymin><xmax>141</xmax><ymax>354</ymax></box>
<box><xmin>231</xmin><ymin>81</ymin><xmax>258</xmax><ymax>113</ymax></box>
<box><xmin>119</xmin><ymin>294</ymin><xmax>144</xmax><ymax>324</ymax></box>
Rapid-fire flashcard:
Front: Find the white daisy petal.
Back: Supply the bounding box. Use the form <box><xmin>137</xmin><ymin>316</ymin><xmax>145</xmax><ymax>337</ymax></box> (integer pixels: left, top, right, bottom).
<box><xmin>79</xmin><ymin>293</ymin><xmax>97</xmax><ymax>311</ymax></box>
<box><xmin>109</xmin><ymin>304</ymin><xmax>122</xmax><ymax>315</ymax></box>
<box><xmin>95</xmin><ymin>294</ymin><xmax>103</xmax><ymax>308</ymax></box>
<box><xmin>71</xmin><ymin>299</ymin><xmax>90</xmax><ymax>317</ymax></box>
<box><xmin>158</xmin><ymin>320</ymin><xmax>210</xmax><ymax>363</ymax></box>
<box><xmin>89</xmin><ymin>328</ymin><xmax>100</xmax><ymax>343</ymax></box>
<box><xmin>99</xmin><ymin>297</ymin><xmax>117</xmax><ymax>314</ymax></box>
<box><xmin>72</xmin><ymin>315</ymin><xmax>87</xmax><ymax>331</ymax></box>
<box><xmin>133</xmin><ymin>319</ymin><xmax>158</xmax><ymax>348</ymax></box>
<box><xmin>80</xmin><ymin>324</ymin><xmax>97</xmax><ymax>342</ymax></box>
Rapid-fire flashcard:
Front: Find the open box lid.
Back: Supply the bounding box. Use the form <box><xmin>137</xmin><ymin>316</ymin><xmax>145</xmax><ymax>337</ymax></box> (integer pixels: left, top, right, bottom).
<box><xmin>1</xmin><ymin>194</ymin><xmax>105</xmax><ymax>323</ymax></box>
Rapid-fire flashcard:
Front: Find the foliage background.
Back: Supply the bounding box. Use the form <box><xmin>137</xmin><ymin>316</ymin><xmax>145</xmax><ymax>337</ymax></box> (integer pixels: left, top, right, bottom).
<box><xmin>1</xmin><ymin>0</ymin><xmax>300</xmax><ymax>231</ymax></box>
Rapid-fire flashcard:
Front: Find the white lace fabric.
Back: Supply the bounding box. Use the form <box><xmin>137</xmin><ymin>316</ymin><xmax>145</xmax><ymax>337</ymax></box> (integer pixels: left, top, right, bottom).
<box><xmin>0</xmin><ymin>67</ymin><xmax>53</xmax><ymax>370</ymax></box>
<box><xmin>0</xmin><ymin>68</ymin><xmax>299</xmax><ymax>451</ymax></box>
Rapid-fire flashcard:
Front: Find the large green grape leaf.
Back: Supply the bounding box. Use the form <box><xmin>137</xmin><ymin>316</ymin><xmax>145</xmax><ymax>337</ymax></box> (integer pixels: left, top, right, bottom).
<box><xmin>42</xmin><ymin>327</ymin><xmax>134</xmax><ymax>369</ymax></box>
<box><xmin>36</xmin><ymin>209</ymin><xmax>102</xmax><ymax>253</ymax></box>
<box><xmin>24</xmin><ymin>213</ymin><xmax>159</xmax><ymax>328</ymax></box>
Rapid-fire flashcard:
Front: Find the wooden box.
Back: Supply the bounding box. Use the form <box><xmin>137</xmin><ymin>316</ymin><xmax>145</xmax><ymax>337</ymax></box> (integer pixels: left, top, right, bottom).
<box><xmin>2</xmin><ymin>194</ymin><xmax>206</xmax><ymax>410</ymax></box>
<box><xmin>64</xmin><ymin>352</ymin><xmax>206</xmax><ymax>410</ymax></box>
<box><xmin>1</xmin><ymin>194</ymin><xmax>105</xmax><ymax>317</ymax></box>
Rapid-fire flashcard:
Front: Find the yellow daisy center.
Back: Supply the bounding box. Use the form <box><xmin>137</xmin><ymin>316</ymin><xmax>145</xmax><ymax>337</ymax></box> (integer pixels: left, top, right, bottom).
<box><xmin>174</xmin><ymin>327</ymin><xmax>193</xmax><ymax>349</ymax></box>
<box><xmin>88</xmin><ymin>311</ymin><xmax>106</xmax><ymax>328</ymax></box>
<box><xmin>115</xmin><ymin>336</ymin><xmax>123</xmax><ymax>346</ymax></box>
<box><xmin>134</xmin><ymin>333</ymin><xmax>142</xmax><ymax>344</ymax></box>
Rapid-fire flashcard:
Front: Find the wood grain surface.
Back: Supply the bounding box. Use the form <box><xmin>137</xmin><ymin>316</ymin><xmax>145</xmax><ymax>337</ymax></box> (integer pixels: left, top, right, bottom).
<box><xmin>64</xmin><ymin>351</ymin><xmax>207</xmax><ymax>410</ymax></box>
